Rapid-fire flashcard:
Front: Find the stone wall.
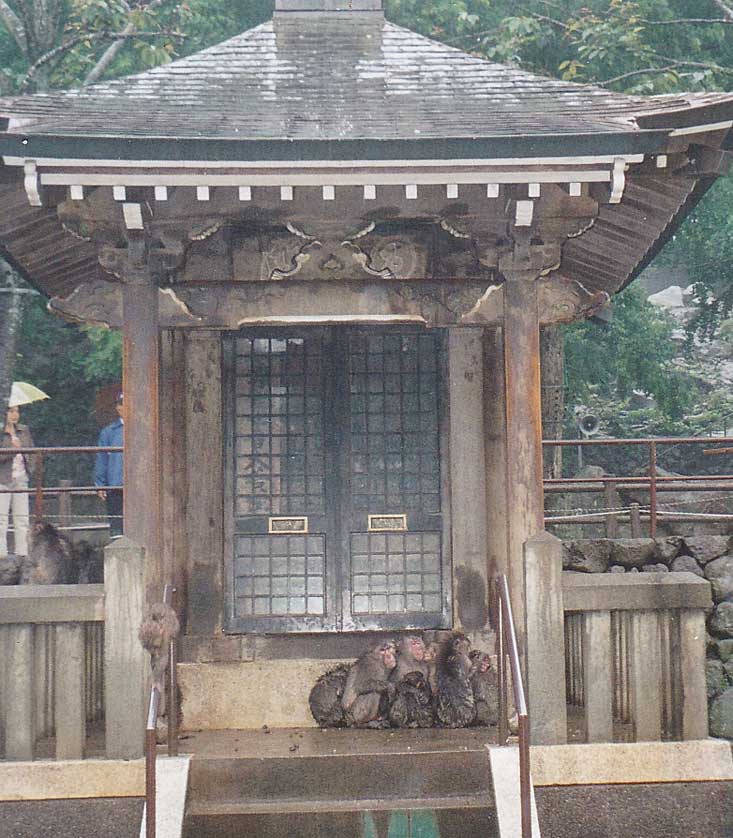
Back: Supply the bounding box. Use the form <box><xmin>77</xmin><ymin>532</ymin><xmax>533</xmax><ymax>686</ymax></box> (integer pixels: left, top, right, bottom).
<box><xmin>562</xmin><ymin>535</ymin><xmax>733</xmax><ymax>739</ymax></box>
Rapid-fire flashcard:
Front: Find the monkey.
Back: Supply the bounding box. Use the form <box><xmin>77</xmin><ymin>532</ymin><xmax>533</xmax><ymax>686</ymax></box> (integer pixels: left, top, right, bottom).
<box><xmin>138</xmin><ymin>602</ymin><xmax>180</xmax><ymax>691</ymax></box>
<box><xmin>469</xmin><ymin>649</ymin><xmax>499</xmax><ymax>727</ymax></box>
<box><xmin>389</xmin><ymin>635</ymin><xmax>429</xmax><ymax>683</ymax></box>
<box><xmin>73</xmin><ymin>540</ymin><xmax>104</xmax><ymax>584</ymax></box>
<box><xmin>435</xmin><ymin>633</ymin><xmax>476</xmax><ymax>728</ymax></box>
<box><xmin>423</xmin><ymin>640</ymin><xmax>439</xmax><ymax>697</ymax></box>
<box><xmin>308</xmin><ymin>663</ymin><xmax>351</xmax><ymax>728</ymax></box>
<box><xmin>20</xmin><ymin>522</ymin><xmax>73</xmax><ymax>585</ymax></box>
<box><xmin>342</xmin><ymin>640</ymin><xmax>397</xmax><ymax>728</ymax></box>
<box><xmin>388</xmin><ymin>671</ymin><xmax>434</xmax><ymax>728</ymax></box>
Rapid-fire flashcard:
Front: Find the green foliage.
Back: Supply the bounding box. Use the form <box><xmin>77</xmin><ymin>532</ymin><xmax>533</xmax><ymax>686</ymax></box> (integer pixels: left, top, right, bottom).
<box><xmin>563</xmin><ymin>285</ymin><xmax>694</xmax><ymax>419</ymax></box>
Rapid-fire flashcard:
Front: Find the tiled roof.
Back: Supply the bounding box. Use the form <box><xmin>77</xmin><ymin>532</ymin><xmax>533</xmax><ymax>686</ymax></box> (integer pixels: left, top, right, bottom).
<box><xmin>1</xmin><ymin>15</ymin><xmax>731</xmax><ymax>143</ymax></box>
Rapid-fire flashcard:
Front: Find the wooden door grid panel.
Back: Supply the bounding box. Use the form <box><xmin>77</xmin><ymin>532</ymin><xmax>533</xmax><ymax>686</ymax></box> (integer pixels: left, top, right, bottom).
<box><xmin>223</xmin><ymin>327</ymin><xmax>450</xmax><ymax>634</ymax></box>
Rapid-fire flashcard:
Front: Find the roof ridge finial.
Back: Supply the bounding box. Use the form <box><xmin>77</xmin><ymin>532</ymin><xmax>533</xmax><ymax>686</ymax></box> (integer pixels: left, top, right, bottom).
<box><xmin>274</xmin><ymin>1</ymin><xmax>383</xmax><ymax>11</ymax></box>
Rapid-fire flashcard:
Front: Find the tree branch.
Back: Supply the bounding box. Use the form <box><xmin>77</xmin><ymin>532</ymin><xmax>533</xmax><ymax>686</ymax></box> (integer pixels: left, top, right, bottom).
<box><xmin>712</xmin><ymin>0</ymin><xmax>733</xmax><ymax>22</ymax></box>
<box><xmin>639</xmin><ymin>17</ymin><xmax>733</xmax><ymax>25</ymax></box>
<box><xmin>20</xmin><ymin>29</ymin><xmax>183</xmax><ymax>91</ymax></box>
<box><xmin>0</xmin><ymin>0</ymin><xmax>27</xmax><ymax>55</ymax></box>
<box><xmin>599</xmin><ymin>58</ymin><xmax>733</xmax><ymax>86</ymax></box>
<box><xmin>83</xmin><ymin>0</ymin><xmax>166</xmax><ymax>86</ymax></box>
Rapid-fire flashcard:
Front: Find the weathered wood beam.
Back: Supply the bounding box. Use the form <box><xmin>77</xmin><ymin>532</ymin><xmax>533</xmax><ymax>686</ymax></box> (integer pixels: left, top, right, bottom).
<box><xmin>501</xmin><ymin>255</ymin><xmax>545</xmax><ymax>659</ymax></box>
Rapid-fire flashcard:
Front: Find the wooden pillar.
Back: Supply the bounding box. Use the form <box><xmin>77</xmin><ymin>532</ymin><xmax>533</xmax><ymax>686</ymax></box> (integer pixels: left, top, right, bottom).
<box><xmin>448</xmin><ymin>329</ymin><xmax>490</xmax><ymax>635</ymax></box>
<box><xmin>122</xmin><ymin>274</ymin><xmax>162</xmax><ymax>604</ymax></box>
<box><xmin>484</xmin><ymin>328</ymin><xmax>508</xmax><ymax>582</ymax></box>
<box><xmin>160</xmin><ymin>330</ymin><xmax>188</xmax><ymax>614</ymax></box>
<box><xmin>502</xmin><ymin>269</ymin><xmax>545</xmax><ymax>654</ymax></box>
<box><xmin>185</xmin><ymin>332</ymin><xmax>224</xmax><ymax>635</ymax></box>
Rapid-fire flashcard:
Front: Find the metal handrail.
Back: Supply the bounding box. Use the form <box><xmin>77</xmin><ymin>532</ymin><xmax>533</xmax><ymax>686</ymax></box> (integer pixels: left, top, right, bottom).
<box><xmin>543</xmin><ymin>435</ymin><xmax>733</xmax><ymax>537</ymax></box>
<box><xmin>145</xmin><ymin>583</ymin><xmax>178</xmax><ymax>838</ymax></box>
<box><xmin>493</xmin><ymin>574</ymin><xmax>531</xmax><ymax>838</ymax></box>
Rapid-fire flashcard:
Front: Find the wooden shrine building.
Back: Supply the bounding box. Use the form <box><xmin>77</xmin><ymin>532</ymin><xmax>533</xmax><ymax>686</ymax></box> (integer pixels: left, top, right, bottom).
<box><xmin>1</xmin><ymin>0</ymin><xmax>732</xmax><ymax>733</ymax></box>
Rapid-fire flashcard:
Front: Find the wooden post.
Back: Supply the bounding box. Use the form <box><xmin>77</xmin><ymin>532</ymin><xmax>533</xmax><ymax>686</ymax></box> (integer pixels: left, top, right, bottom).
<box><xmin>160</xmin><ymin>330</ymin><xmax>188</xmax><ymax>604</ymax></box>
<box><xmin>5</xmin><ymin>624</ymin><xmax>35</xmax><ymax>759</ymax></box>
<box><xmin>54</xmin><ymin>624</ymin><xmax>85</xmax><ymax>759</ymax></box>
<box><xmin>630</xmin><ymin>503</ymin><xmax>642</xmax><ymax>538</ymax></box>
<box><xmin>184</xmin><ymin>332</ymin><xmax>224</xmax><ymax>635</ymax></box>
<box><xmin>604</xmin><ymin>482</ymin><xmax>619</xmax><ymax>539</ymax></box>
<box><xmin>448</xmin><ymin>328</ymin><xmax>490</xmax><ymax>635</ymax></box>
<box><xmin>582</xmin><ymin>611</ymin><xmax>613</xmax><ymax>742</ymax></box>
<box><xmin>122</xmin><ymin>269</ymin><xmax>161</xmax><ymax>605</ymax></box>
<box><xmin>484</xmin><ymin>328</ymin><xmax>508</xmax><ymax>585</ymax></box>
<box><xmin>678</xmin><ymin>610</ymin><xmax>708</xmax><ymax>740</ymax></box>
<box><xmin>104</xmin><ymin>536</ymin><xmax>147</xmax><ymax>759</ymax></box>
<box><xmin>524</xmin><ymin>531</ymin><xmax>567</xmax><ymax>745</ymax></box>
<box><xmin>503</xmin><ymin>268</ymin><xmax>545</xmax><ymax>656</ymax></box>
<box><xmin>629</xmin><ymin>611</ymin><xmax>662</xmax><ymax>741</ymax></box>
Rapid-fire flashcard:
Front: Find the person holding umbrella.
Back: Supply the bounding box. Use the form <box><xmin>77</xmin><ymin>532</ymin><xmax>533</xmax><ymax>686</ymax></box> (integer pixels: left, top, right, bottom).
<box><xmin>0</xmin><ymin>383</ymin><xmax>46</xmax><ymax>559</ymax></box>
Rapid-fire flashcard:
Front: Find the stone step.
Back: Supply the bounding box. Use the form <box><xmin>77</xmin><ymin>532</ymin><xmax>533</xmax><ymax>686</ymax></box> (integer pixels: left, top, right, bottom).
<box><xmin>184</xmin><ymin>801</ymin><xmax>498</xmax><ymax>838</ymax></box>
<box><xmin>189</xmin><ymin>749</ymin><xmax>491</xmax><ymax>805</ymax></box>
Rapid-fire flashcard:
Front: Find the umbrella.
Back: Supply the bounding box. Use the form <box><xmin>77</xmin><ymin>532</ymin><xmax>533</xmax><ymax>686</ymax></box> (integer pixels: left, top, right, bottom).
<box><xmin>8</xmin><ymin>381</ymin><xmax>49</xmax><ymax>408</ymax></box>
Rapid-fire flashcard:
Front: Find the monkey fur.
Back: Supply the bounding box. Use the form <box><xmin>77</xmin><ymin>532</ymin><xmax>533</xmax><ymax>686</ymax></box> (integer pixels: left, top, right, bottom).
<box><xmin>388</xmin><ymin>670</ymin><xmax>434</xmax><ymax>728</ymax></box>
<box><xmin>435</xmin><ymin>634</ymin><xmax>476</xmax><ymax>728</ymax></box>
<box><xmin>139</xmin><ymin>602</ymin><xmax>180</xmax><ymax>690</ymax></box>
<box><xmin>309</xmin><ymin>663</ymin><xmax>351</xmax><ymax>728</ymax></box>
<box><xmin>21</xmin><ymin>522</ymin><xmax>73</xmax><ymax>585</ymax></box>
<box><xmin>342</xmin><ymin>641</ymin><xmax>397</xmax><ymax>728</ymax></box>
<box><xmin>469</xmin><ymin>649</ymin><xmax>499</xmax><ymax>727</ymax></box>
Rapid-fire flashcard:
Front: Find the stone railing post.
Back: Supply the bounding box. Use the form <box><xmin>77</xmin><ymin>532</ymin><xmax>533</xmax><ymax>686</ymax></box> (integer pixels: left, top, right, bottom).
<box><xmin>104</xmin><ymin>536</ymin><xmax>147</xmax><ymax>759</ymax></box>
<box><xmin>524</xmin><ymin>530</ymin><xmax>567</xmax><ymax>744</ymax></box>
<box><xmin>679</xmin><ymin>610</ymin><xmax>708</xmax><ymax>740</ymax></box>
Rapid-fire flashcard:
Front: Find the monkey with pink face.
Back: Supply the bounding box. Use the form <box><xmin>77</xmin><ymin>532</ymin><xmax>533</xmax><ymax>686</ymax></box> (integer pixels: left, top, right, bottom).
<box><xmin>388</xmin><ymin>635</ymin><xmax>435</xmax><ymax>728</ymax></box>
<box><xmin>341</xmin><ymin>640</ymin><xmax>397</xmax><ymax>728</ymax></box>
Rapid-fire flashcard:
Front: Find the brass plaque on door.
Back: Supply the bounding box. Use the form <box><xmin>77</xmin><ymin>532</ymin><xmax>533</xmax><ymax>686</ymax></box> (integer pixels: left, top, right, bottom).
<box><xmin>269</xmin><ymin>516</ymin><xmax>309</xmax><ymax>534</ymax></box>
<box><xmin>368</xmin><ymin>514</ymin><xmax>407</xmax><ymax>532</ymax></box>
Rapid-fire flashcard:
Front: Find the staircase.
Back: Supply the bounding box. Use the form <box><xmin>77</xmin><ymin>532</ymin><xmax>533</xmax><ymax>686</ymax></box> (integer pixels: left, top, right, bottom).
<box><xmin>181</xmin><ymin>728</ymin><xmax>500</xmax><ymax>838</ymax></box>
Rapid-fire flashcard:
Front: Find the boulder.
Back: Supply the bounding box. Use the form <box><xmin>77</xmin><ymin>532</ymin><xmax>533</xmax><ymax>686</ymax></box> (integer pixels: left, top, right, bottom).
<box><xmin>563</xmin><ymin>540</ymin><xmax>612</xmax><ymax>574</ymax></box>
<box><xmin>641</xmin><ymin>563</ymin><xmax>669</xmax><ymax>573</ymax></box>
<box><xmin>709</xmin><ymin>687</ymin><xmax>733</xmax><ymax>740</ymax></box>
<box><xmin>718</xmin><ymin>639</ymin><xmax>733</xmax><ymax>663</ymax></box>
<box><xmin>655</xmin><ymin>536</ymin><xmax>684</xmax><ymax>564</ymax></box>
<box><xmin>724</xmin><ymin>661</ymin><xmax>733</xmax><ymax>683</ymax></box>
<box><xmin>704</xmin><ymin>555</ymin><xmax>733</xmax><ymax>604</ymax></box>
<box><xmin>709</xmin><ymin>602</ymin><xmax>733</xmax><ymax>638</ymax></box>
<box><xmin>683</xmin><ymin>536</ymin><xmax>731</xmax><ymax>566</ymax></box>
<box><xmin>610</xmin><ymin>539</ymin><xmax>656</xmax><ymax>569</ymax></box>
<box><xmin>707</xmin><ymin>659</ymin><xmax>729</xmax><ymax>699</ymax></box>
<box><xmin>0</xmin><ymin>553</ymin><xmax>20</xmax><ymax>585</ymax></box>
<box><xmin>608</xmin><ymin>565</ymin><xmax>625</xmax><ymax>574</ymax></box>
<box><xmin>670</xmin><ymin>555</ymin><xmax>704</xmax><ymax>578</ymax></box>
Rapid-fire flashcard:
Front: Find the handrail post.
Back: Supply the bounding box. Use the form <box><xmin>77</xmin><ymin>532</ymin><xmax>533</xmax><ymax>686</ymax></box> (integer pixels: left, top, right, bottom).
<box><xmin>518</xmin><ymin>714</ymin><xmax>532</xmax><ymax>838</ymax></box>
<box><xmin>649</xmin><ymin>441</ymin><xmax>657</xmax><ymax>537</ymax></box>
<box><xmin>495</xmin><ymin>583</ymin><xmax>508</xmax><ymax>746</ymax></box>
<box><xmin>145</xmin><ymin>688</ymin><xmax>160</xmax><ymax>838</ymax></box>
<box><xmin>34</xmin><ymin>452</ymin><xmax>44</xmax><ymax>522</ymax></box>
<box><xmin>166</xmin><ymin>585</ymin><xmax>179</xmax><ymax>757</ymax></box>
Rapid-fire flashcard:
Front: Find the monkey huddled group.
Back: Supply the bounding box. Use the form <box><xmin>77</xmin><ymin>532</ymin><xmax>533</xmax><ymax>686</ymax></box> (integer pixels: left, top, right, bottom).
<box><xmin>309</xmin><ymin>633</ymin><xmax>498</xmax><ymax>730</ymax></box>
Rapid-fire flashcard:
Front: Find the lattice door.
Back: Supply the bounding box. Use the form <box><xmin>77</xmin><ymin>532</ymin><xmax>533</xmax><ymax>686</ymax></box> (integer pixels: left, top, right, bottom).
<box><xmin>223</xmin><ymin>328</ymin><xmax>449</xmax><ymax>633</ymax></box>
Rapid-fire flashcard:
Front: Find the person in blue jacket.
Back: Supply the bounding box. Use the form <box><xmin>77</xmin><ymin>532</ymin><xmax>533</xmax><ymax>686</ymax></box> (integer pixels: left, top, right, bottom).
<box><xmin>94</xmin><ymin>393</ymin><xmax>124</xmax><ymax>537</ymax></box>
